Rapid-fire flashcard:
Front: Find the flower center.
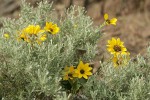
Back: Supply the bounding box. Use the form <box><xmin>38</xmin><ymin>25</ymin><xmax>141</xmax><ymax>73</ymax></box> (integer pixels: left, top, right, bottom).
<box><xmin>113</xmin><ymin>45</ymin><xmax>121</xmax><ymax>52</ymax></box>
<box><xmin>50</xmin><ymin>28</ymin><xmax>53</xmax><ymax>32</ymax></box>
<box><xmin>68</xmin><ymin>73</ymin><xmax>73</xmax><ymax>77</ymax></box>
<box><xmin>80</xmin><ymin>69</ymin><xmax>85</xmax><ymax>74</ymax></box>
<box><xmin>106</xmin><ymin>19</ymin><xmax>110</xmax><ymax>24</ymax></box>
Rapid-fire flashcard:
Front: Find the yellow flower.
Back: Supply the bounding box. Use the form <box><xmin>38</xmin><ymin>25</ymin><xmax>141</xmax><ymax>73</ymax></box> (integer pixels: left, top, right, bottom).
<box><xmin>17</xmin><ymin>25</ymin><xmax>45</xmax><ymax>44</ymax></box>
<box><xmin>107</xmin><ymin>38</ymin><xmax>127</xmax><ymax>56</ymax></box>
<box><xmin>44</xmin><ymin>22</ymin><xmax>60</xmax><ymax>35</ymax></box>
<box><xmin>112</xmin><ymin>52</ymin><xmax>130</xmax><ymax>67</ymax></box>
<box><xmin>75</xmin><ymin>61</ymin><xmax>92</xmax><ymax>79</ymax></box>
<box><xmin>39</xmin><ymin>34</ymin><xmax>47</xmax><ymax>41</ymax></box>
<box><xmin>19</xmin><ymin>33</ymin><xmax>30</xmax><ymax>42</ymax></box>
<box><xmin>63</xmin><ymin>66</ymin><xmax>77</xmax><ymax>80</ymax></box>
<box><xmin>104</xmin><ymin>13</ymin><xmax>117</xmax><ymax>25</ymax></box>
<box><xmin>4</xmin><ymin>33</ymin><xmax>9</xmax><ymax>39</ymax></box>
<box><xmin>24</xmin><ymin>25</ymin><xmax>44</xmax><ymax>35</ymax></box>
<box><xmin>36</xmin><ymin>34</ymin><xmax>47</xmax><ymax>45</ymax></box>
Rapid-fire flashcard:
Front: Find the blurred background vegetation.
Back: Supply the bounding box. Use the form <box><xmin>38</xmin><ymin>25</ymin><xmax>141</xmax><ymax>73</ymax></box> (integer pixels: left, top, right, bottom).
<box><xmin>0</xmin><ymin>0</ymin><xmax>150</xmax><ymax>58</ymax></box>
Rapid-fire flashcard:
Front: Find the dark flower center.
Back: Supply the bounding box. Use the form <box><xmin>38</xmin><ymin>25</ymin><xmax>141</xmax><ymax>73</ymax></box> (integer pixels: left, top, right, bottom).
<box><xmin>68</xmin><ymin>73</ymin><xmax>73</xmax><ymax>77</ymax></box>
<box><xmin>106</xmin><ymin>19</ymin><xmax>110</xmax><ymax>24</ymax></box>
<box><xmin>113</xmin><ymin>45</ymin><xmax>121</xmax><ymax>52</ymax></box>
<box><xmin>80</xmin><ymin>69</ymin><xmax>85</xmax><ymax>74</ymax></box>
<box><xmin>50</xmin><ymin>28</ymin><xmax>53</xmax><ymax>32</ymax></box>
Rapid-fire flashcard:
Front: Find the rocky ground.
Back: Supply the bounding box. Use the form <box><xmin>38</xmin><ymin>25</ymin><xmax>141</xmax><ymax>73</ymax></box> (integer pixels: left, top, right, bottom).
<box><xmin>0</xmin><ymin>0</ymin><xmax>150</xmax><ymax>59</ymax></box>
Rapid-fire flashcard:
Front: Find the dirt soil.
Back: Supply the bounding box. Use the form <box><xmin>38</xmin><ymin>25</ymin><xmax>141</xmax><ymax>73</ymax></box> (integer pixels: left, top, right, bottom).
<box><xmin>0</xmin><ymin>0</ymin><xmax>150</xmax><ymax>59</ymax></box>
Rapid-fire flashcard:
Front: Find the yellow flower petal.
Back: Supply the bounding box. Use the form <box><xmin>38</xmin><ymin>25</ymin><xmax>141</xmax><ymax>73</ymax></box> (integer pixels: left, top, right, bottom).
<box><xmin>40</xmin><ymin>34</ymin><xmax>47</xmax><ymax>41</ymax></box>
<box><xmin>112</xmin><ymin>37</ymin><xmax>117</xmax><ymax>44</ymax></box>
<box><xmin>104</xmin><ymin>13</ymin><xmax>109</xmax><ymax>20</ymax></box>
<box><xmin>69</xmin><ymin>66</ymin><xmax>74</xmax><ymax>72</ymax></box>
<box><xmin>110</xmin><ymin>18</ymin><xmax>117</xmax><ymax>25</ymax></box>
<box><xmin>87</xmin><ymin>67</ymin><xmax>92</xmax><ymax>71</ymax></box>
<box><xmin>83</xmin><ymin>75</ymin><xmax>88</xmax><ymax>79</ymax></box>
<box><xmin>122</xmin><ymin>48</ymin><xmax>127</xmax><ymax>52</ymax></box>
<box><xmin>78</xmin><ymin>74</ymin><xmax>82</xmax><ymax>78</ymax></box>
<box><xmin>85</xmin><ymin>71</ymin><xmax>92</xmax><ymax>75</ymax></box>
<box><xmin>110</xmin><ymin>18</ymin><xmax>117</xmax><ymax>23</ymax></box>
<box><xmin>110</xmin><ymin>22</ymin><xmax>116</xmax><ymax>25</ymax></box>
